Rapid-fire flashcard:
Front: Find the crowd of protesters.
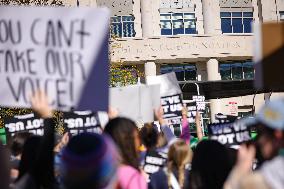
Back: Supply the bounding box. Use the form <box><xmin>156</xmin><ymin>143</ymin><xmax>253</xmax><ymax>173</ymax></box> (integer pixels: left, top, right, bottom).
<box><xmin>0</xmin><ymin>90</ymin><xmax>284</xmax><ymax>189</ymax></box>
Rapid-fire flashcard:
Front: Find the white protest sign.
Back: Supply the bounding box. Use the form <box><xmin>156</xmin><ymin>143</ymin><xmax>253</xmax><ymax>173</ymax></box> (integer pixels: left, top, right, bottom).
<box><xmin>147</xmin><ymin>72</ymin><xmax>183</xmax><ymax>125</ymax></box>
<box><xmin>110</xmin><ymin>84</ymin><xmax>160</xmax><ymax>123</ymax></box>
<box><xmin>0</xmin><ymin>7</ymin><xmax>110</xmax><ymax>111</ymax></box>
<box><xmin>146</xmin><ymin>72</ymin><xmax>181</xmax><ymax>97</ymax></box>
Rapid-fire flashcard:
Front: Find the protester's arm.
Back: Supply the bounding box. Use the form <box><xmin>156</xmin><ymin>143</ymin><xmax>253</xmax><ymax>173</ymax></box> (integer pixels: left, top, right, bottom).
<box><xmin>31</xmin><ymin>90</ymin><xmax>55</xmax><ymax>187</ymax></box>
<box><xmin>195</xmin><ymin>111</ymin><xmax>203</xmax><ymax>141</ymax></box>
<box><xmin>155</xmin><ymin>108</ymin><xmax>176</xmax><ymax>143</ymax></box>
<box><xmin>180</xmin><ymin>106</ymin><xmax>190</xmax><ymax>144</ymax></box>
<box><xmin>223</xmin><ymin>145</ymin><xmax>255</xmax><ymax>189</ymax></box>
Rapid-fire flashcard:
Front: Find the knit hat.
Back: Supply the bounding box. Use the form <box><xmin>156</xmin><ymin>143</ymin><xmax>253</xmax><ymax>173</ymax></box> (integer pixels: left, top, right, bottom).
<box><xmin>240</xmin><ymin>99</ymin><xmax>284</xmax><ymax>131</ymax></box>
<box><xmin>61</xmin><ymin>133</ymin><xmax>119</xmax><ymax>189</ymax></box>
<box><xmin>256</xmin><ymin>99</ymin><xmax>284</xmax><ymax>131</ymax></box>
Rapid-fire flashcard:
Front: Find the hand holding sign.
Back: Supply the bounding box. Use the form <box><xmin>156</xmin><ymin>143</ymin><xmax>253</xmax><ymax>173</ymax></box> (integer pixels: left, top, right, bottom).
<box><xmin>30</xmin><ymin>90</ymin><xmax>53</xmax><ymax>118</ymax></box>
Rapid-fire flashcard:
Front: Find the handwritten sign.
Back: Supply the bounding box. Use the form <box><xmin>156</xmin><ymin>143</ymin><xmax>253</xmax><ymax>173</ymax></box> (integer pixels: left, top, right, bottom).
<box><xmin>0</xmin><ymin>7</ymin><xmax>110</xmax><ymax>111</ymax></box>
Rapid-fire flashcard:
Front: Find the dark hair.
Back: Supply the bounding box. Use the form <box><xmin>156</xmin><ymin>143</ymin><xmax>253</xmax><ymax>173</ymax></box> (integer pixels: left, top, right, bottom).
<box><xmin>104</xmin><ymin>117</ymin><xmax>140</xmax><ymax>170</ymax></box>
<box><xmin>17</xmin><ymin>136</ymin><xmax>42</xmax><ymax>181</ymax></box>
<box><xmin>0</xmin><ymin>141</ymin><xmax>10</xmax><ymax>189</ymax></box>
<box><xmin>189</xmin><ymin>140</ymin><xmax>232</xmax><ymax>189</ymax></box>
<box><xmin>10</xmin><ymin>132</ymin><xmax>33</xmax><ymax>156</ymax></box>
<box><xmin>139</xmin><ymin>123</ymin><xmax>158</xmax><ymax>149</ymax></box>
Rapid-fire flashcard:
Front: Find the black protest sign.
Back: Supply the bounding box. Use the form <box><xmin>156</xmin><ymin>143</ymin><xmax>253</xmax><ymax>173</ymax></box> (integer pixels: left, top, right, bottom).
<box><xmin>0</xmin><ymin>7</ymin><xmax>110</xmax><ymax>111</ymax></box>
<box><xmin>161</xmin><ymin>94</ymin><xmax>183</xmax><ymax>125</ymax></box>
<box><xmin>215</xmin><ymin>114</ymin><xmax>238</xmax><ymax>123</ymax></box>
<box><xmin>63</xmin><ymin>111</ymin><xmax>102</xmax><ymax>135</ymax></box>
<box><xmin>192</xmin><ymin>95</ymin><xmax>206</xmax><ymax>112</ymax></box>
<box><xmin>143</xmin><ymin>150</ymin><xmax>167</xmax><ymax>175</ymax></box>
<box><xmin>4</xmin><ymin>114</ymin><xmax>44</xmax><ymax>136</ymax></box>
<box><xmin>208</xmin><ymin>121</ymin><xmax>251</xmax><ymax>147</ymax></box>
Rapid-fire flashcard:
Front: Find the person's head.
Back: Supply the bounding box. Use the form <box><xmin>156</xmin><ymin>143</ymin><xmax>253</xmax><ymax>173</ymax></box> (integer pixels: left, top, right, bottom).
<box><xmin>139</xmin><ymin>123</ymin><xmax>158</xmax><ymax>150</ymax></box>
<box><xmin>61</xmin><ymin>133</ymin><xmax>119</xmax><ymax>189</ymax></box>
<box><xmin>0</xmin><ymin>141</ymin><xmax>10</xmax><ymax>189</ymax></box>
<box><xmin>104</xmin><ymin>117</ymin><xmax>140</xmax><ymax>170</ymax></box>
<box><xmin>10</xmin><ymin>132</ymin><xmax>33</xmax><ymax>157</ymax></box>
<box><xmin>167</xmin><ymin>139</ymin><xmax>192</xmax><ymax>188</ymax></box>
<box><xmin>17</xmin><ymin>135</ymin><xmax>42</xmax><ymax>180</ymax></box>
<box><xmin>254</xmin><ymin>99</ymin><xmax>284</xmax><ymax>162</ymax></box>
<box><xmin>190</xmin><ymin>140</ymin><xmax>232</xmax><ymax>189</ymax></box>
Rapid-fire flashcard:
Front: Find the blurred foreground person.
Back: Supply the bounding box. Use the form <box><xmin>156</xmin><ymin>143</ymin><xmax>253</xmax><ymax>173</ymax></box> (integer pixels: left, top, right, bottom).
<box><xmin>0</xmin><ymin>141</ymin><xmax>10</xmax><ymax>189</ymax></box>
<box><xmin>224</xmin><ymin>99</ymin><xmax>284</xmax><ymax>189</ymax></box>
<box><xmin>104</xmin><ymin>117</ymin><xmax>147</xmax><ymax>189</ymax></box>
<box><xmin>9</xmin><ymin>132</ymin><xmax>33</xmax><ymax>181</ymax></box>
<box><xmin>149</xmin><ymin>139</ymin><xmax>192</xmax><ymax>189</ymax></box>
<box><xmin>61</xmin><ymin>133</ymin><xmax>119</xmax><ymax>189</ymax></box>
<box><xmin>189</xmin><ymin>140</ymin><xmax>233</xmax><ymax>189</ymax></box>
<box><xmin>13</xmin><ymin>91</ymin><xmax>56</xmax><ymax>189</ymax></box>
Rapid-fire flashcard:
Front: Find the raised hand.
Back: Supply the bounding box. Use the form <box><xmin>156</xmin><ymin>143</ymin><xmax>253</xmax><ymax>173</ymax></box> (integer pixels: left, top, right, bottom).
<box><xmin>30</xmin><ymin>90</ymin><xmax>53</xmax><ymax>119</ymax></box>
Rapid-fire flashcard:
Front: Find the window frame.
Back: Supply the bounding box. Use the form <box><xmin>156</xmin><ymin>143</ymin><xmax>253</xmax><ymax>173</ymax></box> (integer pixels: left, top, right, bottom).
<box><xmin>160</xmin><ymin>12</ymin><xmax>197</xmax><ymax>36</ymax></box>
<box><xmin>280</xmin><ymin>11</ymin><xmax>284</xmax><ymax>21</ymax></box>
<box><xmin>219</xmin><ymin>60</ymin><xmax>255</xmax><ymax>80</ymax></box>
<box><xmin>220</xmin><ymin>11</ymin><xmax>254</xmax><ymax>34</ymax></box>
<box><xmin>110</xmin><ymin>15</ymin><xmax>136</xmax><ymax>38</ymax></box>
<box><xmin>160</xmin><ymin>63</ymin><xmax>197</xmax><ymax>81</ymax></box>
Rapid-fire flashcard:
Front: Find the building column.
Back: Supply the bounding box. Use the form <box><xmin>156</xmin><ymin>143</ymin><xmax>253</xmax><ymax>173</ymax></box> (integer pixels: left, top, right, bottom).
<box><xmin>140</xmin><ymin>0</ymin><xmax>160</xmax><ymax>37</ymax></box>
<box><xmin>206</xmin><ymin>59</ymin><xmax>221</xmax><ymax>122</ymax></box>
<box><xmin>202</xmin><ymin>0</ymin><xmax>222</xmax><ymax>35</ymax></box>
<box><xmin>144</xmin><ymin>61</ymin><xmax>157</xmax><ymax>77</ymax></box>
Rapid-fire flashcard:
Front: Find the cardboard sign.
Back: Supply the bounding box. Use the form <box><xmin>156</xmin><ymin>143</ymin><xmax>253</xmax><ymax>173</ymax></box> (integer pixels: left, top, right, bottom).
<box><xmin>4</xmin><ymin>114</ymin><xmax>45</xmax><ymax>136</ymax></box>
<box><xmin>225</xmin><ymin>102</ymin><xmax>238</xmax><ymax>116</ymax></box>
<box><xmin>0</xmin><ymin>7</ymin><xmax>110</xmax><ymax>111</ymax></box>
<box><xmin>208</xmin><ymin>121</ymin><xmax>251</xmax><ymax>147</ymax></box>
<box><xmin>110</xmin><ymin>84</ymin><xmax>160</xmax><ymax>123</ymax></box>
<box><xmin>4</xmin><ymin>111</ymin><xmax>102</xmax><ymax>136</ymax></box>
<box><xmin>254</xmin><ymin>22</ymin><xmax>284</xmax><ymax>90</ymax></box>
<box><xmin>63</xmin><ymin>111</ymin><xmax>102</xmax><ymax>135</ymax></box>
<box><xmin>146</xmin><ymin>72</ymin><xmax>182</xmax><ymax>97</ymax></box>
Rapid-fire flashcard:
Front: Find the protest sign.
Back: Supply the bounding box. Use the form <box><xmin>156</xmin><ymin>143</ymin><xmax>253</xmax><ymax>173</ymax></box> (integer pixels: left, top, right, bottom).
<box><xmin>185</xmin><ymin>95</ymin><xmax>206</xmax><ymax>123</ymax></box>
<box><xmin>4</xmin><ymin>111</ymin><xmax>102</xmax><ymax>136</ymax></box>
<box><xmin>110</xmin><ymin>84</ymin><xmax>160</xmax><ymax>123</ymax></box>
<box><xmin>161</xmin><ymin>94</ymin><xmax>183</xmax><ymax>125</ymax></box>
<box><xmin>215</xmin><ymin>114</ymin><xmax>237</xmax><ymax>123</ymax></box>
<box><xmin>4</xmin><ymin>114</ymin><xmax>44</xmax><ymax>136</ymax></box>
<box><xmin>146</xmin><ymin>72</ymin><xmax>181</xmax><ymax>97</ymax></box>
<box><xmin>0</xmin><ymin>7</ymin><xmax>110</xmax><ymax>111</ymax></box>
<box><xmin>208</xmin><ymin>120</ymin><xmax>251</xmax><ymax>147</ymax></box>
<box><xmin>146</xmin><ymin>72</ymin><xmax>183</xmax><ymax>125</ymax></box>
<box><xmin>143</xmin><ymin>150</ymin><xmax>167</xmax><ymax>175</ymax></box>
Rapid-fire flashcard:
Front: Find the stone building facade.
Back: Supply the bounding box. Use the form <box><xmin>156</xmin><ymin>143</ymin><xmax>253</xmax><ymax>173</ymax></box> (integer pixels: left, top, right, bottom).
<box><xmin>64</xmin><ymin>0</ymin><xmax>284</xmax><ymax>124</ymax></box>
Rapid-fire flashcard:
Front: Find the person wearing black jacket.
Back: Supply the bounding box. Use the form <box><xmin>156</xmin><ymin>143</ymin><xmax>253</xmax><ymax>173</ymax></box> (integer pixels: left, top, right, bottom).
<box><xmin>13</xmin><ymin>90</ymin><xmax>56</xmax><ymax>189</ymax></box>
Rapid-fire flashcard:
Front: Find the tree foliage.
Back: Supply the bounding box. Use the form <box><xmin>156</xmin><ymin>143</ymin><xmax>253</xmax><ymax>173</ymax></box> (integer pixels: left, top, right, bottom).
<box><xmin>0</xmin><ymin>0</ymin><xmax>63</xmax><ymax>6</ymax></box>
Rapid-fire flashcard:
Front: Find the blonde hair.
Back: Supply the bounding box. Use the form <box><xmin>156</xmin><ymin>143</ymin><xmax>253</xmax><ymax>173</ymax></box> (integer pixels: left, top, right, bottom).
<box><xmin>167</xmin><ymin>139</ymin><xmax>192</xmax><ymax>188</ymax></box>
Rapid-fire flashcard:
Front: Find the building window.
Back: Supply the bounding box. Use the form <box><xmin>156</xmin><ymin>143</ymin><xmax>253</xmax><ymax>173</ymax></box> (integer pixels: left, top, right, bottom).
<box><xmin>280</xmin><ymin>11</ymin><xmax>284</xmax><ymax>21</ymax></box>
<box><xmin>111</xmin><ymin>16</ymin><xmax>136</xmax><ymax>38</ymax></box>
<box><xmin>160</xmin><ymin>13</ymin><xmax>197</xmax><ymax>35</ymax></box>
<box><xmin>220</xmin><ymin>12</ymin><xmax>253</xmax><ymax>33</ymax></box>
<box><xmin>219</xmin><ymin>61</ymin><xmax>254</xmax><ymax>80</ymax></box>
<box><xmin>161</xmin><ymin>64</ymin><xmax>197</xmax><ymax>81</ymax></box>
